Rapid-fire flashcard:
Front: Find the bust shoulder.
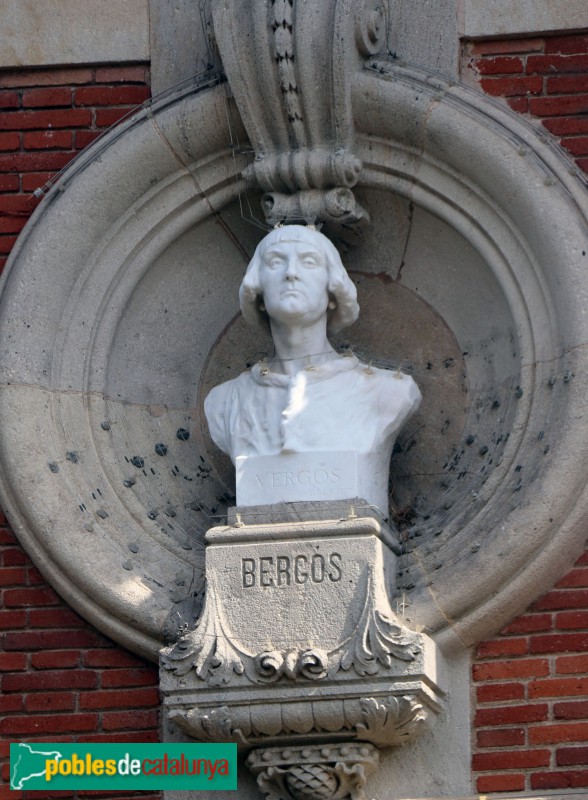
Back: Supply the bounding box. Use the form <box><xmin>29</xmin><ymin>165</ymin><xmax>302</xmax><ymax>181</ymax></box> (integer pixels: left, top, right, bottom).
<box><xmin>366</xmin><ymin>365</ymin><xmax>421</xmax><ymax>408</ymax></box>
<box><xmin>364</xmin><ymin>366</ymin><xmax>422</xmax><ymax>435</ymax></box>
<box><xmin>204</xmin><ymin>371</ymin><xmax>255</xmax><ymax>456</ymax></box>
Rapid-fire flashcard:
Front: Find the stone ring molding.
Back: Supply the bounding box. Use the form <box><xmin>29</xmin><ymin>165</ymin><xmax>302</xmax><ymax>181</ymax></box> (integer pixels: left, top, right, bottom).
<box><xmin>0</xmin><ymin>63</ymin><xmax>586</xmax><ymax>660</ymax></box>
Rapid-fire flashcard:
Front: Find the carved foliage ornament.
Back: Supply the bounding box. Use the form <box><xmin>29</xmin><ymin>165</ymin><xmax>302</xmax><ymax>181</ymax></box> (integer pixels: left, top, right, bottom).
<box><xmin>170</xmin><ymin>695</ymin><xmax>428</xmax><ymax>749</ymax></box>
<box><xmin>356</xmin><ymin>695</ymin><xmax>431</xmax><ymax>747</ymax></box>
<box><xmin>170</xmin><ymin>705</ymin><xmax>246</xmax><ymax>746</ymax></box>
<box><xmin>161</xmin><ymin>578</ymin><xmax>245</xmax><ymax>685</ymax></box>
<box><xmin>160</xmin><ymin>573</ymin><xmax>420</xmax><ymax>686</ymax></box>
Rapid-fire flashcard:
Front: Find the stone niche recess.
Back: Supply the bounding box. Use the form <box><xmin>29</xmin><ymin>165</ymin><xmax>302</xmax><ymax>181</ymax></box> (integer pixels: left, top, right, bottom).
<box><xmin>0</xmin><ymin>4</ymin><xmax>587</xmax><ymax>797</ymax></box>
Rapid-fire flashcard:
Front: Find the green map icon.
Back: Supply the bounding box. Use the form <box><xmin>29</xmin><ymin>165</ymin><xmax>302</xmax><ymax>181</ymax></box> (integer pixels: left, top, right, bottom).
<box><xmin>11</xmin><ymin>743</ymin><xmax>63</xmax><ymax>789</ymax></box>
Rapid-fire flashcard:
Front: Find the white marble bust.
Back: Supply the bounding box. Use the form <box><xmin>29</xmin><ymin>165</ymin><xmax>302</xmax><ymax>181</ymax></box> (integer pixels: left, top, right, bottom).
<box><xmin>204</xmin><ymin>225</ymin><xmax>421</xmax><ymax>513</ymax></box>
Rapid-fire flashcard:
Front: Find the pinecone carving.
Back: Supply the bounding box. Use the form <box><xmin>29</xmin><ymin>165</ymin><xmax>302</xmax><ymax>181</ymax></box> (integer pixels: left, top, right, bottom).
<box><xmin>285</xmin><ymin>764</ymin><xmax>339</xmax><ymax>799</ymax></box>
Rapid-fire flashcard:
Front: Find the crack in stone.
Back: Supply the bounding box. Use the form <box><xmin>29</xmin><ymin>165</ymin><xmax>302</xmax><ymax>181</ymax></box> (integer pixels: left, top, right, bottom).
<box><xmin>148</xmin><ymin>100</ymin><xmax>251</xmax><ymax>265</ymax></box>
<box><xmin>396</xmin><ymin>200</ymin><xmax>414</xmax><ymax>283</ymax></box>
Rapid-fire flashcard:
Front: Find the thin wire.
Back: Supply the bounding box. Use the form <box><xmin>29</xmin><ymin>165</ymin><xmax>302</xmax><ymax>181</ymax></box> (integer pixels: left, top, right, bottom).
<box><xmin>32</xmin><ymin>69</ymin><xmax>226</xmax><ymax>200</ymax></box>
<box><xmin>221</xmin><ymin>89</ymin><xmax>270</xmax><ymax>233</ymax></box>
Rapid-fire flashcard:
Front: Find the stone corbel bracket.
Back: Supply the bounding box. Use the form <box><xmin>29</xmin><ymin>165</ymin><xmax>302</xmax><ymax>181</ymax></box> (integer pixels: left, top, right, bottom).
<box><xmin>160</xmin><ymin>509</ymin><xmax>446</xmax><ymax>799</ymax></box>
<box><xmin>211</xmin><ymin>0</ymin><xmax>388</xmax><ymax>229</ymax></box>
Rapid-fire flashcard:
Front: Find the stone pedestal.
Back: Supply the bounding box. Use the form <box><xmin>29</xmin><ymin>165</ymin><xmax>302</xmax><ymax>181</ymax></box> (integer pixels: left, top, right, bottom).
<box><xmin>160</xmin><ymin>503</ymin><xmax>446</xmax><ymax>800</ymax></box>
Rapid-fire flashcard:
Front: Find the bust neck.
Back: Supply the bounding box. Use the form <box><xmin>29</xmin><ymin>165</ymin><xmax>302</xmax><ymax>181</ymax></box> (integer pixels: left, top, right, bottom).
<box><xmin>268</xmin><ymin>318</ymin><xmax>337</xmax><ymax>375</ymax></box>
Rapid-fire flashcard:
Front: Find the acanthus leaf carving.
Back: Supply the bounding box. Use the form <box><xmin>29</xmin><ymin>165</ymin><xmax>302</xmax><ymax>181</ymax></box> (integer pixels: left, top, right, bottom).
<box><xmin>330</xmin><ymin>575</ymin><xmax>421</xmax><ymax>677</ymax></box>
<box><xmin>160</xmin><ymin>578</ymin><xmax>248</xmax><ymax>686</ymax></box>
<box><xmin>256</xmin><ymin>767</ymin><xmax>286</xmax><ymax>800</ymax></box>
<box><xmin>167</xmin><ymin>692</ymin><xmax>434</xmax><ymax>749</ymax></box>
<box><xmin>169</xmin><ymin>705</ymin><xmax>249</xmax><ymax>746</ymax></box>
<box><xmin>332</xmin><ymin>761</ymin><xmax>371</xmax><ymax>800</ymax></box>
<box><xmin>161</xmin><ymin>570</ymin><xmax>421</xmax><ymax>685</ymax></box>
<box><xmin>355</xmin><ymin>695</ymin><xmax>431</xmax><ymax>747</ymax></box>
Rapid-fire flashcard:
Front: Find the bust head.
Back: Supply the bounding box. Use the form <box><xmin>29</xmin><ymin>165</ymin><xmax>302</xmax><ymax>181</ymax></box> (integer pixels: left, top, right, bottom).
<box><xmin>239</xmin><ymin>226</ymin><xmax>359</xmax><ymax>334</ymax></box>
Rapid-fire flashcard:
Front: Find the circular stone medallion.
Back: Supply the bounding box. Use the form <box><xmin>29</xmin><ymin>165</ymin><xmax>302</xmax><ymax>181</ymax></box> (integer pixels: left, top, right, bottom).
<box><xmin>0</xmin><ymin>69</ymin><xmax>587</xmax><ymax>657</ymax></box>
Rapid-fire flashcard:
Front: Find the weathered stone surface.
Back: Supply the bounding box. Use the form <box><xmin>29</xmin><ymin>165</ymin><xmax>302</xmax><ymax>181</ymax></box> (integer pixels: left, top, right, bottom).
<box><xmin>462</xmin><ymin>0</ymin><xmax>588</xmax><ymax>38</ymax></box>
<box><xmin>0</xmin><ymin>0</ymin><xmax>149</xmax><ymax>67</ymax></box>
<box><xmin>2</xmin><ymin>5</ymin><xmax>585</xmax><ymax>797</ymax></box>
<box><xmin>352</xmin><ymin>64</ymin><xmax>588</xmax><ymax>648</ymax></box>
<box><xmin>149</xmin><ymin>0</ymin><xmax>221</xmax><ymax>96</ymax></box>
<box><xmin>388</xmin><ymin>0</ymin><xmax>459</xmax><ymax>78</ymax></box>
<box><xmin>226</xmin><ymin>500</ymin><xmax>388</xmax><ymax>525</ymax></box>
<box><xmin>211</xmin><ymin>0</ymin><xmax>384</xmax><ymax>233</ymax></box>
<box><xmin>163</xmin><ymin>649</ymin><xmax>471</xmax><ymax>800</ymax></box>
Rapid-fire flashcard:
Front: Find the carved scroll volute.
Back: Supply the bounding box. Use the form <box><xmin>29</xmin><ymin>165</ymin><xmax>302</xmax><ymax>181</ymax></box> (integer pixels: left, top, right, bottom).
<box><xmin>211</xmin><ymin>0</ymin><xmax>389</xmax><ymax>227</ymax></box>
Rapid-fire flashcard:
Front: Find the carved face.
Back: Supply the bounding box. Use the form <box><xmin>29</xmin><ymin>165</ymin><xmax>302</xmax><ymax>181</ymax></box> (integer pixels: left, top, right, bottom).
<box><xmin>259</xmin><ymin>239</ymin><xmax>330</xmax><ymax>327</ymax></box>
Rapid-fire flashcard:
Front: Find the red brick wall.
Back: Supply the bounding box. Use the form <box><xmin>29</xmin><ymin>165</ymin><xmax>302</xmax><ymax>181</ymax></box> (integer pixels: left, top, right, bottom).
<box><xmin>0</xmin><ymin>64</ymin><xmax>160</xmax><ymax>800</ymax></box>
<box><xmin>468</xmin><ymin>29</ymin><xmax>588</xmax><ymax>794</ymax></box>
<box><xmin>472</xmin><ymin>550</ymin><xmax>588</xmax><ymax>794</ymax></box>
<box><xmin>464</xmin><ymin>32</ymin><xmax>588</xmax><ymax>176</ymax></box>
<box><xmin>0</xmin><ymin>513</ymin><xmax>161</xmax><ymax>800</ymax></box>
<box><xmin>0</xmin><ymin>64</ymin><xmax>151</xmax><ymax>275</ymax></box>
